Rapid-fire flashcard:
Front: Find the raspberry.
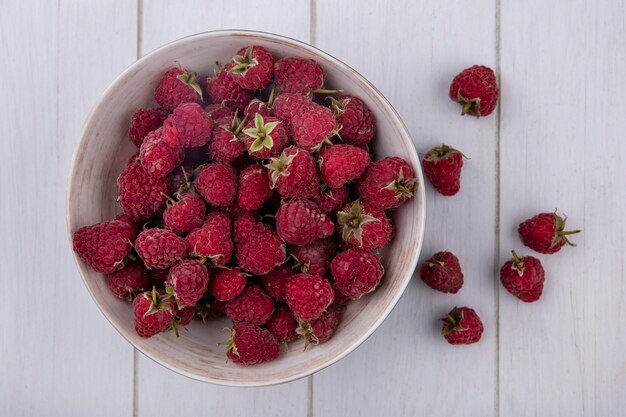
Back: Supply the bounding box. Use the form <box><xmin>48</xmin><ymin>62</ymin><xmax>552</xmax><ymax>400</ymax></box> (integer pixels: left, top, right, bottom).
<box><xmin>260</xmin><ymin>264</ymin><xmax>295</xmax><ymax>301</ymax></box>
<box><xmin>114</xmin><ymin>213</ymin><xmax>139</xmax><ymax>233</ymax></box>
<box><xmin>227</xmin><ymin>46</ymin><xmax>274</xmax><ymax>90</ymax></box>
<box><xmin>449</xmin><ymin>65</ymin><xmax>498</xmax><ymax>117</ymax></box>
<box><xmin>163</xmin><ymin>103</ymin><xmax>213</xmax><ymax>148</ymax></box>
<box><xmin>207</xmin><ymin>115</ymin><xmax>246</xmax><ymax>163</ymax></box>
<box><xmin>106</xmin><ymin>262</ymin><xmax>148</xmax><ymax>300</ymax></box>
<box><xmin>330</xmin><ymin>249</ymin><xmax>383</xmax><ymax>299</ymax></box>
<box><xmin>166</xmin><ymin>259</ymin><xmax>210</xmax><ymax>308</ymax></box>
<box><xmin>226</xmin><ymin>285</ymin><xmax>274</xmax><ymax>325</ymax></box>
<box><xmin>273</xmin><ymin>93</ymin><xmax>312</xmax><ymax>128</ymax></box>
<box><xmin>233</xmin><ymin>215</ymin><xmax>286</xmax><ymax>275</ymax></box>
<box><xmin>276</xmin><ymin>199</ymin><xmax>335</xmax><ymax>246</ymax></box>
<box><xmin>132</xmin><ymin>288</ymin><xmax>176</xmax><ymax>338</ymax></box>
<box><xmin>162</xmin><ymin>192</ymin><xmax>206</xmax><ymax>234</ymax></box>
<box><xmin>357</xmin><ymin>157</ymin><xmax>416</xmax><ymax>209</ymax></box>
<box><xmin>274</xmin><ymin>58</ymin><xmax>324</xmax><ymax>94</ymax></box>
<box><xmin>128</xmin><ymin>107</ymin><xmax>168</xmax><ymax>148</ymax></box>
<box><xmin>500</xmin><ymin>250</ymin><xmax>545</xmax><ymax>302</ymax></box>
<box><xmin>175</xmin><ymin>305</ymin><xmax>196</xmax><ymax>327</ymax></box>
<box><xmin>237</xmin><ymin>164</ymin><xmax>273</xmax><ymax>210</ymax></box>
<box><xmin>518</xmin><ymin>212</ymin><xmax>580</xmax><ymax>254</ymax></box>
<box><xmin>139</xmin><ymin>128</ymin><xmax>184</xmax><ymax>178</ymax></box>
<box><xmin>186</xmin><ymin>211</ymin><xmax>233</xmax><ymax>267</ymax></box>
<box><xmin>330</xmin><ymin>95</ymin><xmax>374</xmax><ymax>146</ymax></box>
<box><xmin>290</xmin><ymin>237</ymin><xmax>337</xmax><ymax>275</ymax></box>
<box><xmin>311</xmin><ymin>185</ymin><xmax>349</xmax><ymax>215</ymax></box>
<box><xmin>419</xmin><ymin>251</ymin><xmax>464</xmax><ymax>294</ymax></box>
<box><xmin>72</xmin><ymin>220</ymin><xmax>136</xmax><ymax>273</ymax></box>
<box><xmin>195</xmin><ymin>163</ymin><xmax>237</xmax><ymax>206</ymax></box>
<box><xmin>320</xmin><ymin>144</ymin><xmax>370</xmax><ymax>188</ymax></box>
<box><xmin>337</xmin><ymin>200</ymin><xmax>393</xmax><ymax>250</ymax></box>
<box><xmin>297</xmin><ymin>304</ymin><xmax>343</xmax><ymax>346</ymax></box>
<box><xmin>118</xmin><ymin>158</ymin><xmax>170</xmax><ymax>221</ymax></box>
<box><xmin>265</xmin><ymin>304</ymin><xmax>298</xmax><ymax>343</ymax></box>
<box><xmin>154</xmin><ymin>67</ymin><xmax>202</xmax><ymax>110</ymax></box>
<box><xmin>244</xmin><ymin>98</ymin><xmax>275</xmax><ymax>119</ymax></box>
<box><xmin>226</xmin><ymin>322</ymin><xmax>280</xmax><ymax>365</ymax></box>
<box><xmin>422</xmin><ymin>144</ymin><xmax>465</xmax><ymax>196</ymax></box>
<box><xmin>285</xmin><ymin>273</ymin><xmax>334</xmax><ymax>321</ymax></box>
<box><xmin>205</xmin><ymin>103</ymin><xmax>233</xmax><ymax>121</ymax></box>
<box><xmin>290</xmin><ymin>102</ymin><xmax>338</xmax><ymax>152</ymax></box>
<box><xmin>265</xmin><ymin>146</ymin><xmax>319</xmax><ymax>199</ymax></box>
<box><xmin>441</xmin><ymin>306</ymin><xmax>484</xmax><ymax>345</ymax></box>
<box><xmin>211</xmin><ymin>267</ymin><xmax>247</xmax><ymax>301</ymax></box>
<box><xmin>242</xmin><ymin>114</ymin><xmax>290</xmax><ymax>159</ymax></box>
<box><xmin>135</xmin><ymin>228</ymin><xmax>188</xmax><ymax>270</ymax></box>
<box><xmin>206</xmin><ymin>65</ymin><xmax>254</xmax><ymax>111</ymax></box>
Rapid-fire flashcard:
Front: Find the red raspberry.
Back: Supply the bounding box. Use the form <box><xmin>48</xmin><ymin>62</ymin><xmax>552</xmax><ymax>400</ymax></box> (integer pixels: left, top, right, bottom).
<box><xmin>265</xmin><ymin>304</ymin><xmax>298</xmax><ymax>343</ymax></box>
<box><xmin>114</xmin><ymin>213</ymin><xmax>139</xmax><ymax>233</ymax></box>
<box><xmin>441</xmin><ymin>306</ymin><xmax>484</xmax><ymax>345</ymax></box>
<box><xmin>244</xmin><ymin>99</ymin><xmax>275</xmax><ymax>119</ymax></box>
<box><xmin>72</xmin><ymin>220</ymin><xmax>136</xmax><ymax>273</ymax></box>
<box><xmin>357</xmin><ymin>157</ymin><xmax>416</xmax><ymax>209</ymax></box>
<box><xmin>206</xmin><ymin>65</ymin><xmax>254</xmax><ymax>111</ymax></box>
<box><xmin>291</xmin><ymin>102</ymin><xmax>338</xmax><ymax>152</ymax></box>
<box><xmin>330</xmin><ymin>95</ymin><xmax>374</xmax><ymax>146</ymax></box>
<box><xmin>128</xmin><ymin>107</ymin><xmax>168</xmax><ymax>148</ymax></box>
<box><xmin>135</xmin><ymin>228</ymin><xmax>188</xmax><ymax>270</ymax></box>
<box><xmin>320</xmin><ymin>144</ymin><xmax>370</xmax><ymax>188</ymax></box>
<box><xmin>311</xmin><ymin>185</ymin><xmax>349</xmax><ymax>215</ymax></box>
<box><xmin>274</xmin><ymin>58</ymin><xmax>324</xmax><ymax>94</ymax></box>
<box><xmin>174</xmin><ymin>305</ymin><xmax>196</xmax><ymax>328</ymax></box>
<box><xmin>132</xmin><ymin>288</ymin><xmax>176</xmax><ymax>338</ymax></box>
<box><xmin>166</xmin><ymin>259</ymin><xmax>210</xmax><ymax>308</ymax></box>
<box><xmin>276</xmin><ymin>199</ymin><xmax>335</xmax><ymax>246</ymax></box>
<box><xmin>265</xmin><ymin>146</ymin><xmax>319</xmax><ymax>199</ymax></box>
<box><xmin>163</xmin><ymin>103</ymin><xmax>213</xmax><ymax>148</ymax></box>
<box><xmin>207</xmin><ymin>115</ymin><xmax>246</xmax><ymax>163</ymax></box>
<box><xmin>195</xmin><ymin>163</ymin><xmax>237</xmax><ymax>206</ymax></box>
<box><xmin>260</xmin><ymin>264</ymin><xmax>295</xmax><ymax>301</ymax></box>
<box><xmin>162</xmin><ymin>192</ymin><xmax>206</xmax><ymax>234</ymax></box>
<box><xmin>226</xmin><ymin>322</ymin><xmax>280</xmax><ymax>365</ymax></box>
<box><xmin>237</xmin><ymin>164</ymin><xmax>273</xmax><ymax>210</ymax></box>
<box><xmin>337</xmin><ymin>200</ymin><xmax>393</xmax><ymax>250</ymax></box>
<box><xmin>297</xmin><ymin>304</ymin><xmax>343</xmax><ymax>345</ymax></box>
<box><xmin>118</xmin><ymin>158</ymin><xmax>170</xmax><ymax>221</ymax></box>
<box><xmin>227</xmin><ymin>46</ymin><xmax>274</xmax><ymax>90</ymax></box>
<box><xmin>242</xmin><ymin>114</ymin><xmax>290</xmax><ymax>159</ymax></box>
<box><xmin>139</xmin><ymin>128</ymin><xmax>184</xmax><ymax>178</ymax></box>
<box><xmin>449</xmin><ymin>65</ymin><xmax>499</xmax><ymax>117</ymax></box>
<box><xmin>285</xmin><ymin>273</ymin><xmax>334</xmax><ymax>321</ymax></box>
<box><xmin>518</xmin><ymin>212</ymin><xmax>580</xmax><ymax>254</ymax></box>
<box><xmin>154</xmin><ymin>67</ymin><xmax>202</xmax><ymax>110</ymax></box>
<box><xmin>186</xmin><ymin>211</ymin><xmax>233</xmax><ymax>267</ymax></box>
<box><xmin>273</xmin><ymin>93</ymin><xmax>312</xmax><ymax>128</ymax></box>
<box><xmin>106</xmin><ymin>262</ymin><xmax>148</xmax><ymax>300</ymax></box>
<box><xmin>422</xmin><ymin>144</ymin><xmax>464</xmax><ymax>196</ymax></box>
<box><xmin>330</xmin><ymin>249</ymin><xmax>383</xmax><ymax>299</ymax></box>
<box><xmin>233</xmin><ymin>215</ymin><xmax>286</xmax><ymax>275</ymax></box>
<box><xmin>211</xmin><ymin>267</ymin><xmax>247</xmax><ymax>301</ymax></box>
<box><xmin>226</xmin><ymin>285</ymin><xmax>274</xmax><ymax>325</ymax></box>
<box><xmin>500</xmin><ymin>250</ymin><xmax>545</xmax><ymax>302</ymax></box>
<box><xmin>204</xmin><ymin>103</ymin><xmax>233</xmax><ymax>121</ymax></box>
<box><xmin>290</xmin><ymin>237</ymin><xmax>337</xmax><ymax>276</ymax></box>
<box><xmin>419</xmin><ymin>251</ymin><xmax>464</xmax><ymax>294</ymax></box>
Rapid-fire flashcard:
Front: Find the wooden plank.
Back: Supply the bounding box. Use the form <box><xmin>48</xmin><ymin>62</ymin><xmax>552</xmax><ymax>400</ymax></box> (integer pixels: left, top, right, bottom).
<box><xmin>312</xmin><ymin>0</ymin><xmax>499</xmax><ymax>416</ymax></box>
<box><xmin>0</xmin><ymin>1</ymin><xmax>137</xmax><ymax>416</ymax></box>
<box><xmin>136</xmin><ymin>2</ymin><xmax>311</xmax><ymax>415</ymax></box>
<box><xmin>499</xmin><ymin>1</ymin><xmax>626</xmax><ymax>415</ymax></box>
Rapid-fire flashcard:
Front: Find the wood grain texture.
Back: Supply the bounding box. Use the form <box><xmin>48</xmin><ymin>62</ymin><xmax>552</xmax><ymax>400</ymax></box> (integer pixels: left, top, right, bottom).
<box><xmin>0</xmin><ymin>1</ymin><xmax>137</xmax><ymax>416</ymax></box>
<box><xmin>312</xmin><ymin>0</ymin><xmax>498</xmax><ymax>416</ymax></box>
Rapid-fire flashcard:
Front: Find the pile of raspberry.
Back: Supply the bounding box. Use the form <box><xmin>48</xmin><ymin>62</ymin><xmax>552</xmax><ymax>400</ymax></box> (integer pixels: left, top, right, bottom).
<box><xmin>72</xmin><ymin>45</ymin><xmax>417</xmax><ymax>366</ymax></box>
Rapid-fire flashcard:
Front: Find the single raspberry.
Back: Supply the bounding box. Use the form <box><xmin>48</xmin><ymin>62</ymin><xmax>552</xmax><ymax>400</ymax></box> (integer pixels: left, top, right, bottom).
<box><xmin>162</xmin><ymin>192</ymin><xmax>206</xmax><ymax>234</ymax></box>
<box><xmin>226</xmin><ymin>285</ymin><xmax>274</xmax><ymax>325</ymax></box>
<box><xmin>226</xmin><ymin>322</ymin><xmax>280</xmax><ymax>365</ymax></box>
<box><xmin>337</xmin><ymin>200</ymin><xmax>393</xmax><ymax>250</ymax></box>
<box><xmin>237</xmin><ymin>164</ymin><xmax>273</xmax><ymax>210</ymax></box>
<box><xmin>139</xmin><ymin>128</ymin><xmax>184</xmax><ymax>178</ymax></box>
<box><xmin>135</xmin><ymin>228</ymin><xmax>188</xmax><ymax>270</ymax></box>
<box><xmin>260</xmin><ymin>264</ymin><xmax>296</xmax><ymax>301</ymax></box>
<box><xmin>290</xmin><ymin>237</ymin><xmax>337</xmax><ymax>275</ymax></box>
<box><xmin>163</xmin><ymin>103</ymin><xmax>213</xmax><ymax>148</ymax></box>
<box><xmin>330</xmin><ymin>249</ymin><xmax>383</xmax><ymax>299</ymax></box>
<box><xmin>449</xmin><ymin>65</ymin><xmax>498</xmax><ymax>117</ymax></box>
<box><xmin>233</xmin><ymin>215</ymin><xmax>286</xmax><ymax>275</ymax></box>
<box><xmin>297</xmin><ymin>303</ymin><xmax>343</xmax><ymax>346</ymax></box>
<box><xmin>276</xmin><ymin>199</ymin><xmax>335</xmax><ymax>246</ymax></box>
<box><xmin>206</xmin><ymin>65</ymin><xmax>254</xmax><ymax>111</ymax></box>
<box><xmin>320</xmin><ymin>144</ymin><xmax>370</xmax><ymax>188</ymax></box>
<box><xmin>274</xmin><ymin>58</ymin><xmax>324</xmax><ymax>94</ymax></box>
<box><xmin>186</xmin><ymin>211</ymin><xmax>233</xmax><ymax>267</ymax></box>
<box><xmin>166</xmin><ymin>259</ymin><xmax>210</xmax><ymax>308</ymax></box>
<box><xmin>357</xmin><ymin>157</ymin><xmax>416</xmax><ymax>209</ymax></box>
<box><xmin>132</xmin><ymin>288</ymin><xmax>176</xmax><ymax>338</ymax></box>
<box><xmin>211</xmin><ymin>267</ymin><xmax>247</xmax><ymax>301</ymax></box>
<box><xmin>243</xmin><ymin>114</ymin><xmax>290</xmax><ymax>159</ymax></box>
<box><xmin>114</xmin><ymin>213</ymin><xmax>139</xmax><ymax>233</ymax></box>
<box><xmin>500</xmin><ymin>250</ymin><xmax>545</xmax><ymax>302</ymax></box>
<box><xmin>273</xmin><ymin>93</ymin><xmax>312</xmax><ymax>128</ymax></box>
<box><xmin>118</xmin><ymin>158</ymin><xmax>170</xmax><ymax>221</ymax></box>
<box><xmin>290</xmin><ymin>102</ymin><xmax>338</xmax><ymax>152</ymax></box>
<box><xmin>205</xmin><ymin>103</ymin><xmax>233</xmax><ymax>121</ymax></box>
<box><xmin>106</xmin><ymin>262</ymin><xmax>148</xmax><ymax>300</ymax></box>
<box><xmin>244</xmin><ymin>98</ymin><xmax>275</xmax><ymax>119</ymax></box>
<box><xmin>195</xmin><ymin>163</ymin><xmax>237</xmax><ymax>206</ymax></box>
<box><xmin>207</xmin><ymin>114</ymin><xmax>246</xmax><ymax>163</ymax></box>
<box><xmin>422</xmin><ymin>144</ymin><xmax>465</xmax><ymax>196</ymax></box>
<box><xmin>265</xmin><ymin>146</ymin><xmax>319</xmax><ymax>199</ymax></box>
<box><xmin>265</xmin><ymin>304</ymin><xmax>298</xmax><ymax>343</ymax></box>
<box><xmin>227</xmin><ymin>46</ymin><xmax>274</xmax><ymax>90</ymax></box>
<box><xmin>311</xmin><ymin>185</ymin><xmax>349</xmax><ymax>215</ymax></box>
<box><xmin>419</xmin><ymin>251</ymin><xmax>464</xmax><ymax>294</ymax></box>
<box><xmin>72</xmin><ymin>220</ymin><xmax>136</xmax><ymax>273</ymax></box>
<box><xmin>518</xmin><ymin>212</ymin><xmax>580</xmax><ymax>254</ymax></box>
<box><xmin>154</xmin><ymin>67</ymin><xmax>203</xmax><ymax>110</ymax></box>
<box><xmin>329</xmin><ymin>95</ymin><xmax>374</xmax><ymax>146</ymax></box>
<box><xmin>128</xmin><ymin>107</ymin><xmax>168</xmax><ymax>148</ymax></box>
<box><xmin>285</xmin><ymin>273</ymin><xmax>334</xmax><ymax>321</ymax></box>
<box><xmin>441</xmin><ymin>306</ymin><xmax>484</xmax><ymax>345</ymax></box>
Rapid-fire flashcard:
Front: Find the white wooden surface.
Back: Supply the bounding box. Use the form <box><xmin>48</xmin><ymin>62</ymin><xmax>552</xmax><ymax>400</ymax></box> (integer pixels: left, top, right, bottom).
<box><xmin>1</xmin><ymin>0</ymin><xmax>625</xmax><ymax>416</ymax></box>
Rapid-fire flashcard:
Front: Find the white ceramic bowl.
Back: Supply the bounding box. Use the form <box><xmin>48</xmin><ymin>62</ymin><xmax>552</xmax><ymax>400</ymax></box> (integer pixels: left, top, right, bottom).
<box><xmin>67</xmin><ymin>30</ymin><xmax>426</xmax><ymax>386</ymax></box>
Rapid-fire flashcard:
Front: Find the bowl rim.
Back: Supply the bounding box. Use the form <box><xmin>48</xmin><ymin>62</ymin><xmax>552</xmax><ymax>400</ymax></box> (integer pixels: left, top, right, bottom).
<box><xmin>66</xmin><ymin>29</ymin><xmax>426</xmax><ymax>387</ymax></box>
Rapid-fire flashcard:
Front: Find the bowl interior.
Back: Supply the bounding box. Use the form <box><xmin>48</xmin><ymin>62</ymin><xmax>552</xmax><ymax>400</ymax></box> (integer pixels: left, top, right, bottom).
<box><xmin>67</xmin><ymin>31</ymin><xmax>425</xmax><ymax>386</ymax></box>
